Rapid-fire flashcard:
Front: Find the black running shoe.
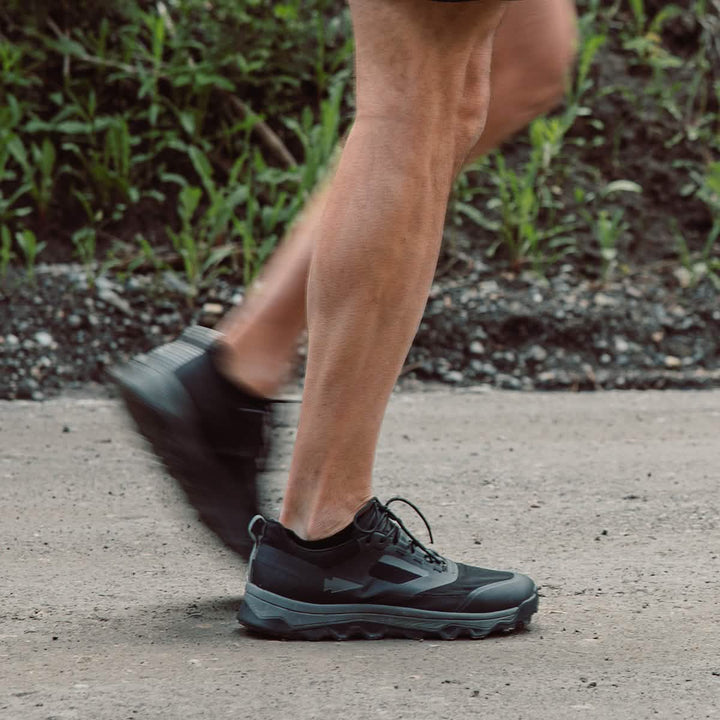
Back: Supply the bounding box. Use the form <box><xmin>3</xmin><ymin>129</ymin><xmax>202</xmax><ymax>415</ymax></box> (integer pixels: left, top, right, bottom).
<box><xmin>109</xmin><ymin>326</ymin><xmax>271</xmax><ymax>560</ymax></box>
<box><xmin>238</xmin><ymin>497</ymin><xmax>538</xmax><ymax>640</ymax></box>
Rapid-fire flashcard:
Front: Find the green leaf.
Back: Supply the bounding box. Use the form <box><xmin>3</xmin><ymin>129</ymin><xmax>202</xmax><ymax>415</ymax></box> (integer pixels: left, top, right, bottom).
<box><xmin>188</xmin><ymin>146</ymin><xmax>216</xmax><ymax>199</ymax></box>
<box><xmin>6</xmin><ymin>135</ymin><xmax>28</xmax><ymax>169</ymax></box>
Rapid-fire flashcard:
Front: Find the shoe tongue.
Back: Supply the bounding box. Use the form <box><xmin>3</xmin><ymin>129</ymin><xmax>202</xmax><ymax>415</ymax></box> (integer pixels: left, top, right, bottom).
<box><xmin>354</xmin><ymin>497</ymin><xmax>390</xmax><ymax>533</ymax></box>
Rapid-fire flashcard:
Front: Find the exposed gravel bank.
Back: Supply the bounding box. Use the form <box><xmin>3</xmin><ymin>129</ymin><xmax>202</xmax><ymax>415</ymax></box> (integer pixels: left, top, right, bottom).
<box><xmin>1</xmin><ymin>263</ymin><xmax>719</xmax><ymax>400</ymax></box>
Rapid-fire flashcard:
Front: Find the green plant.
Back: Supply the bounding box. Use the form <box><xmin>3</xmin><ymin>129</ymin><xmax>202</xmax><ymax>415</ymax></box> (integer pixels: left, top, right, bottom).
<box><xmin>71</xmin><ymin>226</ymin><xmax>98</xmax><ymax>289</ymax></box>
<box><xmin>0</xmin><ymin>101</ymin><xmax>34</xmax><ymax>232</ymax></box>
<box><xmin>681</xmin><ymin>161</ymin><xmax>720</xmax><ymax>245</ymax></box>
<box><xmin>126</xmin><ymin>233</ymin><xmax>168</xmax><ymax>276</ymax></box>
<box><xmin>15</xmin><ymin>229</ymin><xmax>46</xmax><ymax>283</ymax></box>
<box><xmin>284</xmin><ymin>71</ymin><xmax>348</xmax><ymax>199</ymax></box>
<box><xmin>7</xmin><ymin>137</ymin><xmax>58</xmax><ymax>219</ymax></box>
<box><xmin>593</xmin><ymin>209</ymin><xmax>626</xmax><ymax>282</ymax></box>
<box><xmin>675</xmin><ymin>230</ymin><xmax>720</xmax><ymax>290</ymax></box>
<box><xmin>676</xmin><ymin>162</ymin><xmax>720</xmax><ymax>288</ymax></box>
<box><xmin>166</xmin><ymin>155</ymin><xmax>241</xmax><ymax>295</ymax></box>
<box><xmin>0</xmin><ymin>226</ymin><xmax>15</xmax><ymax>280</ymax></box>
<box><xmin>484</xmin><ymin>117</ymin><xmax>579</xmax><ymax>274</ymax></box>
<box><xmin>623</xmin><ymin>1</ymin><xmax>684</xmax><ymax>83</ymax></box>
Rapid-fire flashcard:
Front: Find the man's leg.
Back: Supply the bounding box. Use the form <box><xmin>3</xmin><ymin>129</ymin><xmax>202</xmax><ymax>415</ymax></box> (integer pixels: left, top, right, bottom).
<box><xmin>215</xmin><ymin>0</ymin><xmax>577</xmax><ymax>399</ymax></box>
<box><xmin>276</xmin><ymin>0</ymin><xmax>506</xmax><ymax>540</ymax></box>
<box><xmin>111</xmin><ymin>0</ymin><xmax>577</xmax><ymax>561</ymax></box>
<box><xmin>236</xmin><ymin>0</ymin><xmax>543</xmax><ymax>640</ymax></box>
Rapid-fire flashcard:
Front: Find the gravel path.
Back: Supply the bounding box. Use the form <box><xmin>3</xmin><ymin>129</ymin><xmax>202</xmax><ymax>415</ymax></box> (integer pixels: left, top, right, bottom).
<box><xmin>2</xmin><ymin>264</ymin><xmax>719</xmax><ymax>400</ymax></box>
<box><xmin>1</xmin><ymin>389</ymin><xmax>719</xmax><ymax>719</ymax></box>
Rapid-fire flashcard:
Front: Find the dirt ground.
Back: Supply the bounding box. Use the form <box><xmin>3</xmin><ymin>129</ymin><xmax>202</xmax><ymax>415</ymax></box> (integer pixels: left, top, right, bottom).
<box><xmin>1</xmin><ymin>389</ymin><xmax>719</xmax><ymax>719</ymax></box>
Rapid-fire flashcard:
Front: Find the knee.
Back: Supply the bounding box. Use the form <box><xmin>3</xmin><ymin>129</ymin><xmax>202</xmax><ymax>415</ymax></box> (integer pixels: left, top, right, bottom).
<box><xmin>506</xmin><ymin>1</ymin><xmax>579</xmax><ymax>119</ymax></box>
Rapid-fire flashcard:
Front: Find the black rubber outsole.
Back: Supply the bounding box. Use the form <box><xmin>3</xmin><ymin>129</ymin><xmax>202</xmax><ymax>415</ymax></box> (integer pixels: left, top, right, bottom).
<box><xmin>113</xmin><ymin>370</ymin><xmax>256</xmax><ymax>561</ymax></box>
<box><xmin>237</xmin><ymin>592</ymin><xmax>538</xmax><ymax>641</ymax></box>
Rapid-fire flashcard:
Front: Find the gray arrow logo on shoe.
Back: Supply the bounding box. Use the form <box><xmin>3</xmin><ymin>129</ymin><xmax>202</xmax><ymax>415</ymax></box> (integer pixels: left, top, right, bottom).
<box><xmin>324</xmin><ymin>577</ymin><xmax>363</xmax><ymax>593</ymax></box>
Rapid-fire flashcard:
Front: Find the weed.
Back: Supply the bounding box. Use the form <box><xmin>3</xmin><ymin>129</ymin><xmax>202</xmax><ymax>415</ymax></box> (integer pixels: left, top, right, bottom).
<box><xmin>676</xmin><ymin>161</ymin><xmax>720</xmax><ymax>287</ymax></box>
<box><xmin>71</xmin><ymin>226</ymin><xmax>98</xmax><ymax>289</ymax></box>
<box><xmin>0</xmin><ymin>226</ymin><xmax>15</xmax><ymax>281</ymax></box>
<box><xmin>0</xmin><ymin>0</ymin><xmax>716</xmax><ymax>288</ymax></box>
<box><xmin>15</xmin><ymin>229</ymin><xmax>46</xmax><ymax>284</ymax></box>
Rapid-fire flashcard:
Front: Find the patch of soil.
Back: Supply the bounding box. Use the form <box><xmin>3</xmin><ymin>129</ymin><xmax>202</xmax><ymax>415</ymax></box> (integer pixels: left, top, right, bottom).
<box><xmin>1</xmin><ymin>263</ymin><xmax>718</xmax><ymax>401</ymax></box>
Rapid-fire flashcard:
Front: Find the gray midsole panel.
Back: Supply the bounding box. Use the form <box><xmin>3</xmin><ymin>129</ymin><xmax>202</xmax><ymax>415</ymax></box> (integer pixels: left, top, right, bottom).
<box><xmin>243</xmin><ymin>583</ymin><xmax>532</xmax><ymax>628</ymax></box>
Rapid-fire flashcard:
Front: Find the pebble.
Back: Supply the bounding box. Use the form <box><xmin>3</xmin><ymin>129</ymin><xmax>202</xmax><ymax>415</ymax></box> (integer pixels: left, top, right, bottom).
<box><xmin>3</xmin><ymin>263</ymin><xmax>720</xmax><ymax>400</ymax></box>
<box><xmin>614</xmin><ymin>337</ymin><xmax>630</xmax><ymax>353</ymax></box>
<box><xmin>202</xmin><ymin>302</ymin><xmax>224</xmax><ymax>316</ymax></box>
<box><xmin>34</xmin><ymin>331</ymin><xmax>54</xmax><ymax>347</ymax></box>
<box><xmin>163</xmin><ymin>271</ymin><xmax>193</xmax><ymax>296</ymax></box>
<box><xmin>444</xmin><ymin>371</ymin><xmax>464</xmax><ymax>384</ymax></box>
<box><xmin>98</xmin><ymin>288</ymin><xmax>132</xmax><ymax>315</ymax></box>
<box><xmin>495</xmin><ymin>374</ymin><xmax>522</xmax><ymax>390</ymax></box>
<box><xmin>527</xmin><ymin>345</ymin><xmax>548</xmax><ymax>363</ymax></box>
<box><xmin>594</xmin><ymin>293</ymin><xmax>616</xmax><ymax>307</ymax></box>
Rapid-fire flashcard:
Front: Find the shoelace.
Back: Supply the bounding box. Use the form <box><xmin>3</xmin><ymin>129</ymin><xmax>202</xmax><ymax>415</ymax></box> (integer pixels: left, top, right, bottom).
<box><xmin>354</xmin><ymin>496</ymin><xmax>446</xmax><ymax>566</ymax></box>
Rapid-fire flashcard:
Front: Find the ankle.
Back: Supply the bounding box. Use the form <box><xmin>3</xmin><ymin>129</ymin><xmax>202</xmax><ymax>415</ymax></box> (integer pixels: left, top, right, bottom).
<box><xmin>279</xmin><ymin>494</ymin><xmax>372</xmax><ymax>541</ymax></box>
<box><xmin>212</xmin><ymin>340</ymin><xmax>280</xmax><ymax>399</ymax></box>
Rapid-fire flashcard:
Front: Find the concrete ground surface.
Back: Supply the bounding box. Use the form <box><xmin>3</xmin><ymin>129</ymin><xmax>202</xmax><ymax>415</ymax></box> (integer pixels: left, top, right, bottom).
<box><xmin>1</xmin><ymin>389</ymin><xmax>719</xmax><ymax>720</ymax></box>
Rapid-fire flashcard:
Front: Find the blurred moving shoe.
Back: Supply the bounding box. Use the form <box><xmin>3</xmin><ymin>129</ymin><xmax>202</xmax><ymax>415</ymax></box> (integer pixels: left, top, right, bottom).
<box><xmin>110</xmin><ymin>325</ymin><xmax>271</xmax><ymax>560</ymax></box>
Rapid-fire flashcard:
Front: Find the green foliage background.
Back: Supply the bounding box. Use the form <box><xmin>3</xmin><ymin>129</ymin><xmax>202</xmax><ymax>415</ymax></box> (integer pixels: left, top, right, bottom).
<box><xmin>0</xmin><ymin>0</ymin><xmax>718</xmax><ymax>290</ymax></box>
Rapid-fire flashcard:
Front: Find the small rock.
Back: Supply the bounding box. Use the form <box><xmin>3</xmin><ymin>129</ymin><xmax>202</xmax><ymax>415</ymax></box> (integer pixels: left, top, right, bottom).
<box><xmin>614</xmin><ymin>337</ymin><xmax>630</xmax><ymax>353</ymax></box>
<box><xmin>67</xmin><ymin>314</ymin><xmax>82</xmax><ymax>329</ymax></box>
<box><xmin>594</xmin><ymin>293</ymin><xmax>616</xmax><ymax>307</ymax></box>
<box><xmin>202</xmin><ymin>302</ymin><xmax>224</xmax><ymax>316</ymax></box>
<box><xmin>495</xmin><ymin>374</ymin><xmax>521</xmax><ymax>390</ymax></box>
<box><xmin>469</xmin><ymin>341</ymin><xmax>485</xmax><ymax>356</ymax></box>
<box><xmin>527</xmin><ymin>345</ymin><xmax>548</xmax><ymax>363</ymax></box>
<box><xmin>98</xmin><ymin>288</ymin><xmax>132</xmax><ymax>315</ymax></box>
<box><xmin>16</xmin><ymin>378</ymin><xmax>39</xmax><ymax>399</ymax></box>
<box><xmin>664</xmin><ymin>355</ymin><xmax>682</xmax><ymax>368</ymax></box>
<box><xmin>5</xmin><ymin>334</ymin><xmax>19</xmax><ymax>348</ymax></box>
<box><xmin>673</xmin><ymin>267</ymin><xmax>693</xmax><ymax>288</ymax></box>
<box><xmin>163</xmin><ymin>271</ymin><xmax>193</xmax><ymax>296</ymax></box>
<box><xmin>444</xmin><ymin>371</ymin><xmax>464</xmax><ymax>384</ymax></box>
<box><xmin>34</xmin><ymin>331</ymin><xmax>54</xmax><ymax>348</ymax></box>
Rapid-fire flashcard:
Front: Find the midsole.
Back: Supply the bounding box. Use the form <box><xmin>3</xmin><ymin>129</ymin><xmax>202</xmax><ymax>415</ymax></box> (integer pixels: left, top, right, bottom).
<box><xmin>243</xmin><ymin>582</ymin><xmax>536</xmax><ymax>622</ymax></box>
